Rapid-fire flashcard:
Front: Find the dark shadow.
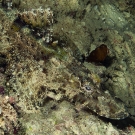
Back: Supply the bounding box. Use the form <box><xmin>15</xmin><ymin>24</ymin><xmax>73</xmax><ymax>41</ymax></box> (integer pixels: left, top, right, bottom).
<box><xmin>100</xmin><ymin>116</ymin><xmax>135</xmax><ymax>129</ymax></box>
<box><xmin>102</xmin><ymin>56</ymin><xmax>116</xmax><ymax>68</ymax></box>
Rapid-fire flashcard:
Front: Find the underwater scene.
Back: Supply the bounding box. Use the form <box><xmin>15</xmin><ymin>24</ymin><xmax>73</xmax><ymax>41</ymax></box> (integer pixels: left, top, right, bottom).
<box><xmin>0</xmin><ymin>0</ymin><xmax>135</xmax><ymax>134</ymax></box>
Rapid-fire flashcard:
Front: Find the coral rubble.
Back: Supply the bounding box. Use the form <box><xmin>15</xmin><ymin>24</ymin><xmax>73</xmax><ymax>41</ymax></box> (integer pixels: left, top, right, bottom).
<box><xmin>18</xmin><ymin>7</ymin><xmax>53</xmax><ymax>43</ymax></box>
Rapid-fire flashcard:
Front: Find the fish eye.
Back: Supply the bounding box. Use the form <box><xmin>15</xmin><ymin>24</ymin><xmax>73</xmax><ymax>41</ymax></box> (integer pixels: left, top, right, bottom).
<box><xmin>84</xmin><ymin>85</ymin><xmax>91</xmax><ymax>91</ymax></box>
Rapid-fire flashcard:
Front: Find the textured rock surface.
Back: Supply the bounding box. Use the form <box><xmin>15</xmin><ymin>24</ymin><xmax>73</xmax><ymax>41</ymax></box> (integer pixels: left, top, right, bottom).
<box><xmin>0</xmin><ymin>0</ymin><xmax>135</xmax><ymax>134</ymax></box>
<box><xmin>20</xmin><ymin>101</ymin><xmax>132</xmax><ymax>135</ymax></box>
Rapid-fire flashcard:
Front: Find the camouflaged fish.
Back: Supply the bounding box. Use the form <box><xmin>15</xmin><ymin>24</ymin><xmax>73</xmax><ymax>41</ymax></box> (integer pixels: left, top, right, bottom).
<box><xmin>6</xmin><ymin>44</ymin><xmax>129</xmax><ymax>120</ymax></box>
<box><xmin>44</xmin><ymin>59</ymin><xmax>129</xmax><ymax>120</ymax></box>
<box><xmin>6</xmin><ymin>27</ymin><xmax>129</xmax><ymax>121</ymax></box>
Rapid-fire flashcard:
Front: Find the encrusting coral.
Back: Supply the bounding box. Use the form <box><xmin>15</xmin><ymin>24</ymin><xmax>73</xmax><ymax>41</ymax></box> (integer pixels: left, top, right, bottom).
<box><xmin>18</xmin><ymin>7</ymin><xmax>53</xmax><ymax>28</ymax></box>
<box><xmin>18</xmin><ymin>7</ymin><xmax>53</xmax><ymax>43</ymax></box>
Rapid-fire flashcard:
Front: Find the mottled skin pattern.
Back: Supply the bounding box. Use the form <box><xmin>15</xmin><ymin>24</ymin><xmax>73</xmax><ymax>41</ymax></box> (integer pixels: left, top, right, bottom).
<box><xmin>4</xmin><ymin>9</ymin><xmax>129</xmax><ymax>120</ymax></box>
<box><xmin>5</xmin><ymin>32</ymin><xmax>129</xmax><ymax>120</ymax></box>
<box><xmin>47</xmin><ymin>60</ymin><xmax>129</xmax><ymax>120</ymax></box>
